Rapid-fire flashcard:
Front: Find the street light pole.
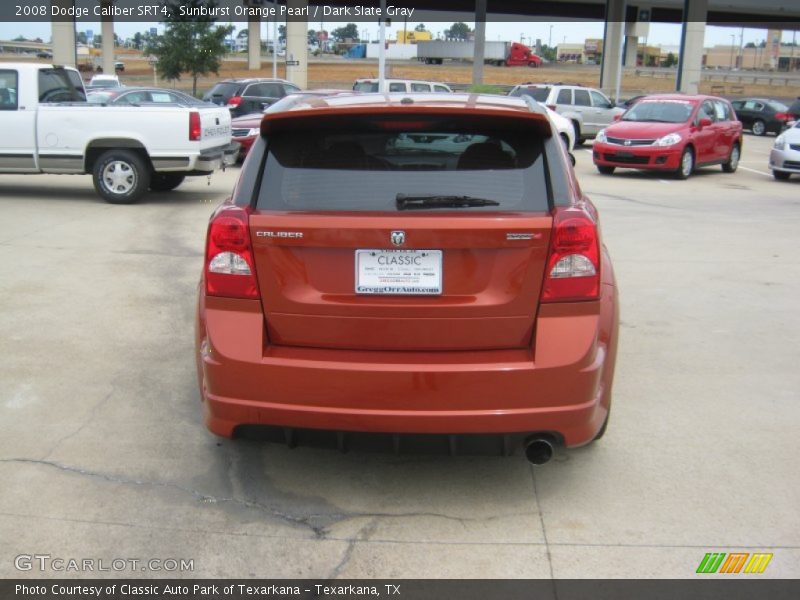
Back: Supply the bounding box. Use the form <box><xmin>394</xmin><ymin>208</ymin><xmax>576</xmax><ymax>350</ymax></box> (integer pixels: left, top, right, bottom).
<box><xmin>730</xmin><ymin>34</ymin><xmax>735</xmax><ymax>69</ymax></box>
<box><xmin>549</xmin><ymin>25</ymin><xmax>553</xmax><ymax>49</ymax></box>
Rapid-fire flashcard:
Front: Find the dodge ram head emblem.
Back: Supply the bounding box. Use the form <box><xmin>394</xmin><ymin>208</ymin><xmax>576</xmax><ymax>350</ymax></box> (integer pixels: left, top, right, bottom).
<box><xmin>390</xmin><ymin>231</ymin><xmax>405</xmax><ymax>246</ymax></box>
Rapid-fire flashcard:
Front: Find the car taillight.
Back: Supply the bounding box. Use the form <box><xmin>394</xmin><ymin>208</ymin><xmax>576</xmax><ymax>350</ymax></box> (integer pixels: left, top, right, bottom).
<box><xmin>541</xmin><ymin>206</ymin><xmax>600</xmax><ymax>303</ymax></box>
<box><xmin>775</xmin><ymin>112</ymin><xmax>790</xmax><ymax>121</ymax></box>
<box><xmin>204</xmin><ymin>205</ymin><xmax>260</xmax><ymax>299</ymax></box>
<box><xmin>189</xmin><ymin>111</ymin><xmax>201</xmax><ymax>141</ymax></box>
<box><xmin>227</xmin><ymin>96</ymin><xmax>243</xmax><ymax>107</ymax></box>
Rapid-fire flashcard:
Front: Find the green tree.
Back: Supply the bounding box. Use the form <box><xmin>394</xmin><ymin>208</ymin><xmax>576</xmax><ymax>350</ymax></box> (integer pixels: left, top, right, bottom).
<box><xmin>278</xmin><ymin>25</ymin><xmax>286</xmax><ymax>44</ymax></box>
<box><xmin>77</xmin><ymin>31</ymin><xmax>88</xmax><ymax>44</ymax></box>
<box><xmin>308</xmin><ymin>29</ymin><xmax>317</xmax><ymax>45</ymax></box>
<box><xmin>446</xmin><ymin>22</ymin><xmax>472</xmax><ymax>41</ymax></box>
<box><xmin>664</xmin><ymin>52</ymin><xmax>677</xmax><ymax>68</ymax></box>
<box><xmin>332</xmin><ymin>23</ymin><xmax>359</xmax><ymax>42</ymax></box>
<box><xmin>132</xmin><ymin>32</ymin><xmax>143</xmax><ymax>49</ymax></box>
<box><xmin>145</xmin><ymin>0</ymin><xmax>233</xmax><ymax>97</ymax></box>
<box><xmin>414</xmin><ymin>24</ymin><xmax>427</xmax><ymax>32</ymax></box>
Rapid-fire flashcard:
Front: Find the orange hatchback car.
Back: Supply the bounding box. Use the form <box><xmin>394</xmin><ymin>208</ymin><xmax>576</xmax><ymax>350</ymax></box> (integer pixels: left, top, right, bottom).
<box><xmin>195</xmin><ymin>93</ymin><xmax>619</xmax><ymax>464</ymax></box>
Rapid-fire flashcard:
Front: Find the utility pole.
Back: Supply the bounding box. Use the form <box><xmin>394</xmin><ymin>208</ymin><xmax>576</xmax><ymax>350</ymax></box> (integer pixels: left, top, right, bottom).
<box><xmin>729</xmin><ymin>34</ymin><xmax>735</xmax><ymax>69</ymax></box>
<box><xmin>378</xmin><ymin>0</ymin><xmax>386</xmax><ymax>87</ymax></box>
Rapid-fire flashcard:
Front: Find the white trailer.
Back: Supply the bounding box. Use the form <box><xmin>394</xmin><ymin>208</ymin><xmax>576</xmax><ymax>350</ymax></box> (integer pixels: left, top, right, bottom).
<box><xmin>417</xmin><ymin>41</ymin><xmax>542</xmax><ymax>67</ymax></box>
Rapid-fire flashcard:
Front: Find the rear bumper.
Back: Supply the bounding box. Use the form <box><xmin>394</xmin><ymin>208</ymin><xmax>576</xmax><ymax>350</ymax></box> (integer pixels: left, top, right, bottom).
<box><xmin>232</xmin><ymin>135</ymin><xmax>257</xmax><ymax>159</ymax></box>
<box><xmin>195</xmin><ymin>285</ymin><xmax>619</xmax><ymax>448</ymax></box>
<box><xmin>192</xmin><ymin>143</ymin><xmax>239</xmax><ymax>173</ymax></box>
<box><xmin>593</xmin><ymin>142</ymin><xmax>682</xmax><ymax>170</ymax></box>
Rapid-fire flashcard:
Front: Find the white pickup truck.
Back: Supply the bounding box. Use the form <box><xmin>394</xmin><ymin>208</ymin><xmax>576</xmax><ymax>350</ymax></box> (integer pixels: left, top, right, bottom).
<box><xmin>0</xmin><ymin>63</ymin><xmax>236</xmax><ymax>203</ymax></box>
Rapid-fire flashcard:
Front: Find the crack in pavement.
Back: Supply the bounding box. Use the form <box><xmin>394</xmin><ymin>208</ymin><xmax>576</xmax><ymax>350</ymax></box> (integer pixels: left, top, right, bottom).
<box><xmin>327</xmin><ymin>518</ymin><xmax>379</xmax><ymax>579</ymax></box>
<box><xmin>0</xmin><ymin>458</ymin><xmax>536</xmax><ymax>539</ymax></box>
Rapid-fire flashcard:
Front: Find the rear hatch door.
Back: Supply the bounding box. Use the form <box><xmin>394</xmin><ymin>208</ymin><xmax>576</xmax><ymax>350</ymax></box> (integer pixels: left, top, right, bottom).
<box><xmin>249</xmin><ymin>107</ymin><xmax>555</xmax><ymax>351</ymax></box>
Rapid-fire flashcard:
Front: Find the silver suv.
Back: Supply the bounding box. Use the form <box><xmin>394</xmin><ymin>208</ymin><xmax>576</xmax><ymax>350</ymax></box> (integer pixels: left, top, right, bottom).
<box><xmin>509</xmin><ymin>83</ymin><xmax>624</xmax><ymax>144</ymax></box>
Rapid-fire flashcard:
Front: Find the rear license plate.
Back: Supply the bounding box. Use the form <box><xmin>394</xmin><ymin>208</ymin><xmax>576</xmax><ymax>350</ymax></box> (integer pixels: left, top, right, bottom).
<box><xmin>355</xmin><ymin>249</ymin><xmax>442</xmax><ymax>295</ymax></box>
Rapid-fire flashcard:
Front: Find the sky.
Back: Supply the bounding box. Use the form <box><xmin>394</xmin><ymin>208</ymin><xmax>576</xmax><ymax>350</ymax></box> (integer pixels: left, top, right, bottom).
<box><xmin>0</xmin><ymin>19</ymin><xmax>793</xmax><ymax>49</ymax></box>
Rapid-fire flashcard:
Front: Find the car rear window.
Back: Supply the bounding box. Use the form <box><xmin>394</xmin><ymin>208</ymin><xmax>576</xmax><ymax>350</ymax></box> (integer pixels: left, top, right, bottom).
<box><xmin>38</xmin><ymin>68</ymin><xmax>85</xmax><ymax>102</ymax></box>
<box><xmin>256</xmin><ymin>127</ymin><xmax>550</xmax><ymax>212</ymax></box>
<box><xmin>510</xmin><ymin>86</ymin><xmax>550</xmax><ymax>102</ymax></box>
<box><xmin>767</xmin><ymin>101</ymin><xmax>789</xmax><ymax>112</ymax></box>
<box><xmin>205</xmin><ymin>82</ymin><xmax>241</xmax><ymax>100</ymax></box>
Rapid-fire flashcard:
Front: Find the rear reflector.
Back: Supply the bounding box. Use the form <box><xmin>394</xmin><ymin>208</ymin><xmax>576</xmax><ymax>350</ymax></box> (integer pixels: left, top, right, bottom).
<box><xmin>189</xmin><ymin>111</ymin><xmax>201</xmax><ymax>141</ymax></box>
<box><xmin>205</xmin><ymin>205</ymin><xmax>259</xmax><ymax>299</ymax></box>
<box><xmin>541</xmin><ymin>206</ymin><xmax>600</xmax><ymax>303</ymax></box>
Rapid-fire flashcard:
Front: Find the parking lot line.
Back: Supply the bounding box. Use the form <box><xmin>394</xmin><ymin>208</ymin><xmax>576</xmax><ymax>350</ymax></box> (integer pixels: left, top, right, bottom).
<box><xmin>739</xmin><ymin>166</ymin><xmax>772</xmax><ymax>177</ymax></box>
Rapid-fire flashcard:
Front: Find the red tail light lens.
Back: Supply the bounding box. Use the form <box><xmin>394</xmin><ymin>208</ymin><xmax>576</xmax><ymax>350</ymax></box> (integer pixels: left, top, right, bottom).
<box><xmin>204</xmin><ymin>205</ymin><xmax>259</xmax><ymax>299</ymax></box>
<box><xmin>775</xmin><ymin>112</ymin><xmax>790</xmax><ymax>121</ymax></box>
<box><xmin>541</xmin><ymin>206</ymin><xmax>600</xmax><ymax>303</ymax></box>
<box><xmin>189</xmin><ymin>111</ymin><xmax>201</xmax><ymax>141</ymax></box>
<box><xmin>226</xmin><ymin>96</ymin><xmax>243</xmax><ymax>107</ymax></box>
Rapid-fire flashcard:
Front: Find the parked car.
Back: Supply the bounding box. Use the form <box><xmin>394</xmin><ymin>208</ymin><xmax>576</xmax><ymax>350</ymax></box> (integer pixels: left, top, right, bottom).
<box><xmin>770</xmin><ymin>121</ymin><xmax>800</xmax><ymax>180</ymax></box>
<box><xmin>353</xmin><ymin>78</ymin><xmax>453</xmax><ymax>93</ymax></box>
<box><xmin>114</xmin><ymin>61</ymin><xmax>125</xmax><ymax>72</ymax></box>
<box><xmin>0</xmin><ymin>63</ymin><xmax>237</xmax><ymax>203</ymax></box>
<box><xmin>508</xmin><ymin>83</ymin><xmax>624</xmax><ymax>144</ymax></box>
<box><xmin>86</xmin><ymin>74</ymin><xmax>120</xmax><ymax>89</ymax></box>
<box><xmin>87</xmin><ymin>87</ymin><xmax>209</xmax><ymax>106</ymax></box>
<box><xmin>202</xmin><ymin>78</ymin><xmax>301</xmax><ymax>116</ymax></box>
<box><xmin>36</xmin><ymin>51</ymin><xmax>53</xmax><ymax>60</ymax></box>
<box><xmin>730</xmin><ymin>98</ymin><xmax>794</xmax><ymax>136</ymax></box>
<box><xmin>230</xmin><ymin>90</ymin><xmax>354</xmax><ymax>160</ymax></box>
<box><xmin>592</xmin><ymin>94</ymin><xmax>743</xmax><ymax>179</ymax></box>
<box><xmin>195</xmin><ymin>93</ymin><xmax>619</xmax><ymax>463</ymax></box>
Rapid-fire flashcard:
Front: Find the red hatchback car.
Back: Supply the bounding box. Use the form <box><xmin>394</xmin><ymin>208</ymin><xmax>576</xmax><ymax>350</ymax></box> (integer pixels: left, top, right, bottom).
<box><xmin>195</xmin><ymin>94</ymin><xmax>619</xmax><ymax>464</ymax></box>
<box><xmin>593</xmin><ymin>94</ymin><xmax>743</xmax><ymax>179</ymax></box>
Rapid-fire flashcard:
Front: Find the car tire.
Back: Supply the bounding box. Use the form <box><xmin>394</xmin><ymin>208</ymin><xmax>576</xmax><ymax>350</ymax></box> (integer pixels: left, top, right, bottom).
<box><xmin>92</xmin><ymin>149</ymin><xmax>150</xmax><ymax>204</ymax></box>
<box><xmin>150</xmin><ymin>173</ymin><xmax>186</xmax><ymax>192</ymax></box>
<box><xmin>675</xmin><ymin>147</ymin><xmax>694</xmax><ymax>180</ymax></box>
<box><xmin>773</xmin><ymin>170</ymin><xmax>791</xmax><ymax>181</ymax></box>
<box><xmin>722</xmin><ymin>143</ymin><xmax>740</xmax><ymax>173</ymax></box>
<box><xmin>751</xmin><ymin>119</ymin><xmax>766</xmax><ymax>136</ymax></box>
<box><xmin>528</xmin><ymin>61</ymin><xmax>539</xmax><ymax>68</ymax></box>
<box><xmin>597</xmin><ymin>165</ymin><xmax>615</xmax><ymax>175</ymax></box>
<box><xmin>571</xmin><ymin>121</ymin><xmax>582</xmax><ymax>145</ymax></box>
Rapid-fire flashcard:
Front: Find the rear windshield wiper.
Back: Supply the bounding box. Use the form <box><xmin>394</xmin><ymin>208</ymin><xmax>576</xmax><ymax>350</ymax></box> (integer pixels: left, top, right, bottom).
<box><xmin>396</xmin><ymin>194</ymin><xmax>500</xmax><ymax>210</ymax></box>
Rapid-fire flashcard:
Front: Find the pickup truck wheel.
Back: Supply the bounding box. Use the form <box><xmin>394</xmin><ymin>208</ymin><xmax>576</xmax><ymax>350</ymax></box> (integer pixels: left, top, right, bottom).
<box><xmin>150</xmin><ymin>173</ymin><xmax>186</xmax><ymax>192</ymax></box>
<box><xmin>93</xmin><ymin>150</ymin><xmax>150</xmax><ymax>204</ymax></box>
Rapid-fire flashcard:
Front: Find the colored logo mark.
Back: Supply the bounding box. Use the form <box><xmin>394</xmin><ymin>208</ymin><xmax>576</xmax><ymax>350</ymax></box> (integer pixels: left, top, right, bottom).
<box><xmin>696</xmin><ymin>552</ymin><xmax>773</xmax><ymax>574</ymax></box>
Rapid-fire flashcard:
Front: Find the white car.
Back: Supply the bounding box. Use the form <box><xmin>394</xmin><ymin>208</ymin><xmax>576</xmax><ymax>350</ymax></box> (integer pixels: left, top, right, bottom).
<box><xmin>353</xmin><ymin>78</ymin><xmax>453</xmax><ymax>93</ymax></box>
<box><xmin>770</xmin><ymin>121</ymin><xmax>800</xmax><ymax>180</ymax></box>
<box><xmin>88</xmin><ymin>74</ymin><xmax>120</xmax><ymax>89</ymax></box>
<box><xmin>544</xmin><ymin>104</ymin><xmax>576</xmax><ymax>153</ymax></box>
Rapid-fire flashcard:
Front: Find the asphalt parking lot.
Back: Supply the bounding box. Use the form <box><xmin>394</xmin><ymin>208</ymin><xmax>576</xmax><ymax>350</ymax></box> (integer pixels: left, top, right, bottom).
<box><xmin>0</xmin><ymin>134</ymin><xmax>798</xmax><ymax>579</ymax></box>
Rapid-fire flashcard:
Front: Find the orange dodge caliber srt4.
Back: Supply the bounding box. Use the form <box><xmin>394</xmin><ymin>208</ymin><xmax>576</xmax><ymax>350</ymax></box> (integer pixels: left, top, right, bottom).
<box><xmin>195</xmin><ymin>93</ymin><xmax>619</xmax><ymax>464</ymax></box>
